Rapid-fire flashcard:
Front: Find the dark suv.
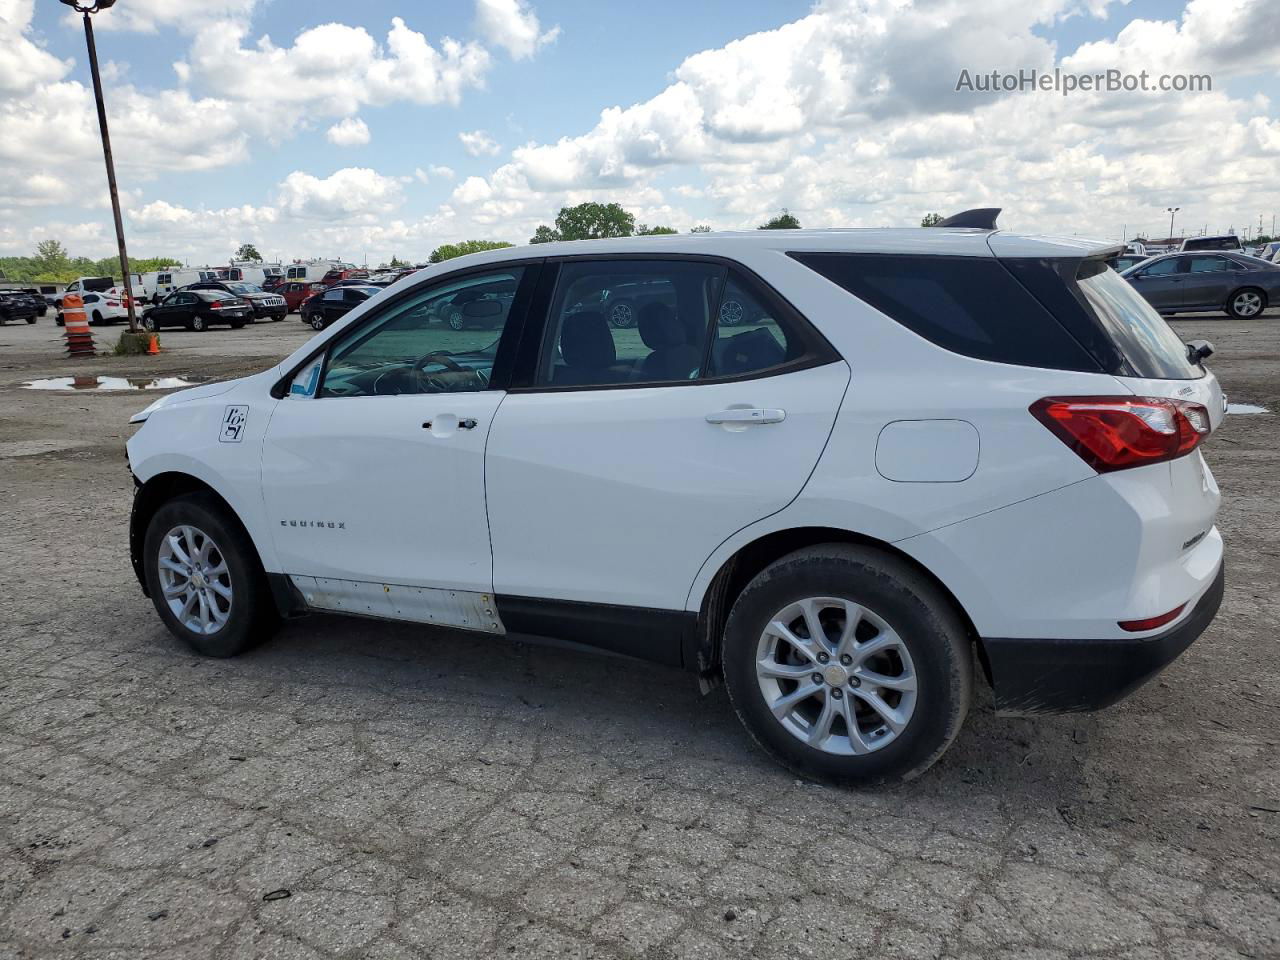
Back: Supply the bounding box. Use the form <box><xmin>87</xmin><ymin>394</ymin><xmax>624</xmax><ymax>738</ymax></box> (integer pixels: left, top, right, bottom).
<box><xmin>0</xmin><ymin>291</ymin><xmax>38</xmax><ymax>324</ymax></box>
<box><xmin>186</xmin><ymin>281</ymin><xmax>287</xmax><ymax>321</ymax></box>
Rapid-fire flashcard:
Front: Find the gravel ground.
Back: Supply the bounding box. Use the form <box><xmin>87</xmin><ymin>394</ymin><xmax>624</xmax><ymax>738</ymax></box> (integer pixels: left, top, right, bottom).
<box><xmin>1</xmin><ymin>313</ymin><xmax>1277</xmax><ymax>959</ymax></box>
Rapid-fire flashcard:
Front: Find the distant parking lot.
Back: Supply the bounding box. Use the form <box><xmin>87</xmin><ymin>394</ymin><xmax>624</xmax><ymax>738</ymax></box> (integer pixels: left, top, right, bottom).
<box><xmin>1</xmin><ymin>311</ymin><xmax>1277</xmax><ymax>959</ymax></box>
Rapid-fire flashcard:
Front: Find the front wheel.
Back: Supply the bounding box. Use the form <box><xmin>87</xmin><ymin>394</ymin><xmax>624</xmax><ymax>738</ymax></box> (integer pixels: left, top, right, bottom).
<box><xmin>722</xmin><ymin>545</ymin><xmax>972</xmax><ymax>786</ymax></box>
<box><xmin>1227</xmin><ymin>287</ymin><xmax>1266</xmax><ymax>319</ymax></box>
<box><xmin>143</xmin><ymin>315</ymin><xmax>157</xmax><ymax>332</ymax></box>
<box><xmin>310</xmin><ymin>316</ymin><xmax>325</xmax><ymax>331</ymax></box>
<box><xmin>142</xmin><ymin>493</ymin><xmax>278</xmax><ymax>657</ymax></box>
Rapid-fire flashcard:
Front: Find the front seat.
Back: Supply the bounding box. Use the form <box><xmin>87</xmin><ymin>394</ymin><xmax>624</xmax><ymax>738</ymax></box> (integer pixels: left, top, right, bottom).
<box><xmin>635</xmin><ymin>302</ymin><xmax>701</xmax><ymax>381</ymax></box>
<box><xmin>556</xmin><ymin>310</ymin><xmax>617</xmax><ymax>385</ymax></box>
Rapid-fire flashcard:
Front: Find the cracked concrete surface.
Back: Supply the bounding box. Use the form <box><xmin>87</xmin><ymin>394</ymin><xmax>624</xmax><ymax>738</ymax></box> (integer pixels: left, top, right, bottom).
<box><xmin>1</xmin><ymin>318</ymin><xmax>1278</xmax><ymax>959</ymax></box>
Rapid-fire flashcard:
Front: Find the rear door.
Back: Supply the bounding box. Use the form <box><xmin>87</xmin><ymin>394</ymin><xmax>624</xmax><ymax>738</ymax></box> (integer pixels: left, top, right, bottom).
<box><xmin>1179</xmin><ymin>255</ymin><xmax>1236</xmax><ymax>310</ymax></box>
<box><xmin>485</xmin><ymin>258</ymin><xmax>848</xmax><ymax>615</ymax></box>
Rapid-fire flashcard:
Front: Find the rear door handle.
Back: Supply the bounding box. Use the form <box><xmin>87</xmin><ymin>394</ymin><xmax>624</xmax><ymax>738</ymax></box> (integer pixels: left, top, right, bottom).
<box><xmin>705</xmin><ymin>408</ymin><xmax>786</xmax><ymax>425</ymax></box>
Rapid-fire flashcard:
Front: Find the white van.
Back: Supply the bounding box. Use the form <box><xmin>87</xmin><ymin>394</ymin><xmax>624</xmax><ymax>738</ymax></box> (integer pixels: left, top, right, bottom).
<box><xmin>140</xmin><ymin>268</ymin><xmax>225</xmax><ymax>303</ymax></box>
<box><xmin>283</xmin><ymin>260</ymin><xmax>351</xmax><ymax>284</ymax></box>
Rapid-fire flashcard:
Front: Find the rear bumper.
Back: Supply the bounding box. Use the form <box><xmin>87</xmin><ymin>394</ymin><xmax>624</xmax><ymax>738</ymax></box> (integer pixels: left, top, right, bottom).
<box><xmin>981</xmin><ymin>561</ymin><xmax>1224</xmax><ymax>715</ymax></box>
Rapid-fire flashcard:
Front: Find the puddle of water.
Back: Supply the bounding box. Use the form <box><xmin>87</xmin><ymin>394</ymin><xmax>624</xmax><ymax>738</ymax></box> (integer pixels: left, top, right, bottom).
<box><xmin>22</xmin><ymin>375</ymin><xmax>208</xmax><ymax>392</ymax></box>
<box><xmin>1226</xmin><ymin>403</ymin><xmax>1269</xmax><ymax>415</ymax></box>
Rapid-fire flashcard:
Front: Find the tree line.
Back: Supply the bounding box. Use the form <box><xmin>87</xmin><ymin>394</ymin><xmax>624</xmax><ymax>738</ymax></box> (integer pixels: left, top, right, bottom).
<box><xmin>0</xmin><ymin>240</ymin><xmax>181</xmax><ymax>284</ymax></box>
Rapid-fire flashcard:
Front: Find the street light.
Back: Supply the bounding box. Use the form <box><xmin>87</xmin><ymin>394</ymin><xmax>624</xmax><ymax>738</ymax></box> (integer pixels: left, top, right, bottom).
<box><xmin>60</xmin><ymin>0</ymin><xmax>140</xmax><ymax>334</ymax></box>
<box><xmin>1166</xmin><ymin>207</ymin><xmax>1181</xmax><ymax>243</ymax></box>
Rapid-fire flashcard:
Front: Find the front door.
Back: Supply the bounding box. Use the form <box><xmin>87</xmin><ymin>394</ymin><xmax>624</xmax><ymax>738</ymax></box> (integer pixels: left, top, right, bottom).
<box><xmin>152</xmin><ymin>292</ymin><xmax>194</xmax><ymax>327</ymax></box>
<box><xmin>485</xmin><ymin>259</ymin><xmax>849</xmax><ymax>614</ymax></box>
<box><xmin>1178</xmin><ymin>255</ymin><xmax>1237</xmax><ymax>311</ymax></box>
<box><xmin>260</xmin><ymin>265</ymin><xmax>535</xmax><ymax>601</ymax></box>
<box><xmin>1129</xmin><ymin>256</ymin><xmax>1185</xmax><ymax>312</ymax></box>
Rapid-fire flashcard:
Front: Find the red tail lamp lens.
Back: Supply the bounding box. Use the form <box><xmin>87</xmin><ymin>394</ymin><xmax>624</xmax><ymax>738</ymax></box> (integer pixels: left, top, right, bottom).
<box><xmin>1031</xmin><ymin>396</ymin><xmax>1211</xmax><ymax>472</ymax></box>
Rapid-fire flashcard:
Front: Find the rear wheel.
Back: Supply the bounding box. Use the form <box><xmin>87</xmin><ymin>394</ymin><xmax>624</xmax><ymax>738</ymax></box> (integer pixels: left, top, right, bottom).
<box><xmin>1228</xmin><ymin>287</ymin><xmax>1265</xmax><ymax>319</ymax></box>
<box><xmin>143</xmin><ymin>493</ymin><xmax>278</xmax><ymax>657</ymax></box>
<box><xmin>91</xmin><ymin>310</ymin><xmax>103</xmax><ymax>326</ymax></box>
<box><xmin>191</xmin><ymin>315</ymin><xmax>207</xmax><ymax>332</ymax></box>
<box><xmin>608</xmin><ymin>300</ymin><xmax>636</xmax><ymax>328</ymax></box>
<box><xmin>722</xmin><ymin>545</ymin><xmax>972</xmax><ymax>785</ymax></box>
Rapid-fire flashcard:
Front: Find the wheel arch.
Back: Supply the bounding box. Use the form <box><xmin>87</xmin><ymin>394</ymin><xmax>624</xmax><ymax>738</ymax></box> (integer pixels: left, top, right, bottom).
<box><xmin>130</xmin><ymin>472</ymin><xmax>265</xmax><ymax>597</ymax></box>
<box><xmin>687</xmin><ymin>526</ymin><xmax>981</xmax><ymax>685</ymax></box>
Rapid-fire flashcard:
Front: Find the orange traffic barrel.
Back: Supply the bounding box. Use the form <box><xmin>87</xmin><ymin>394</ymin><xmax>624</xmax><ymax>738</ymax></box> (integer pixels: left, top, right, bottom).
<box><xmin>61</xmin><ymin>293</ymin><xmax>95</xmax><ymax>358</ymax></box>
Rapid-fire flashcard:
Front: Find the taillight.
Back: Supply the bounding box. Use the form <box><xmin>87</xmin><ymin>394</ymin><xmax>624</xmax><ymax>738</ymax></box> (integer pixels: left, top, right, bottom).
<box><xmin>210</xmin><ymin>300</ymin><xmax>224</xmax><ymax>309</ymax></box>
<box><xmin>1119</xmin><ymin>603</ymin><xmax>1186</xmax><ymax>632</ymax></box>
<box><xmin>1030</xmin><ymin>396</ymin><xmax>1211</xmax><ymax>472</ymax></box>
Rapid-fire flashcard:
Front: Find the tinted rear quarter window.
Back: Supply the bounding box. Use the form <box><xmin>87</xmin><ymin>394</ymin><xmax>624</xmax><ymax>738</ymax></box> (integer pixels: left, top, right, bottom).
<box><xmin>790</xmin><ymin>253</ymin><xmax>1100</xmax><ymax>372</ymax></box>
<box><xmin>1073</xmin><ymin>260</ymin><xmax>1198</xmax><ymax>380</ymax></box>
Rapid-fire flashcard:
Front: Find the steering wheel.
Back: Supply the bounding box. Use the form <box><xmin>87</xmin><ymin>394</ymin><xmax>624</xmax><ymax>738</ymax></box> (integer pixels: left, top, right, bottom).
<box><xmin>413</xmin><ymin>351</ymin><xmax>466</xmax><ymax>374</ymax></box>
<box><xmin>411</xmin><ymin>350</ymin><xmax>475</xmax><ymax>392</ymax></box>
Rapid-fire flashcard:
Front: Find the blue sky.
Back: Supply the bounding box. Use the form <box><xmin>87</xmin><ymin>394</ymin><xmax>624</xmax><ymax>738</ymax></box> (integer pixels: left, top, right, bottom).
<box><xmin>3</xmin><ymin>0</ymin><xmax>1278</xmax><ymax>265</ymax></box>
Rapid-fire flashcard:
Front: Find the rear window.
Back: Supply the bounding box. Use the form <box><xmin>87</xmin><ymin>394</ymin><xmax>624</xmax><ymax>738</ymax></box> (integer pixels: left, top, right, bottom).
<box><xmin>1073</xmin><ymin>260</ymin><xmax>1198</xmax><ymax>380</ymax></box>
<box><xmin>790</xmin><ymin>253</ymin><xmax>1100</xmax><ymax>372</ymax></box>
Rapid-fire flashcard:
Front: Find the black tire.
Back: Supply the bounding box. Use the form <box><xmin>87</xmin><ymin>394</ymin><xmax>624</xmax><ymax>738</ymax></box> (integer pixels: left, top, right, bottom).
<box><xmin>142</xmin><ymin>492</ymin><xmax>278</xmax><ymax>658</ymax></box>
<box><xmin>191</xmin><ymin>315</ymin><xmax>207</xmax><ymax>332</ymax></box>
<box><xmin>722</xmin><ymin>544</ymin><xmax>972</xmax><ymax>786</ymax></box>
<box><xmin>272</xmin><ymin>314</ymin><xmax>284</xmax><ymax>322</ymax></box>
<box><xmin>607</xmin><ymin>299</ymin><xmax>637</xmax><ymax>328</ymax></box>
<box><xmin>1227</xmin><ymin>287</ymin><xmax>1266</xmax><ymax>320</ymax></box>
<box><xmin>230</xmin><ymin>321</ymin><xmax>246</xmax><ymax>330</ymax></box>
<box><xmin>25</xmin><ymin>316</ymin><xmax>36</xmax><ymax>324</ymax></box>
<box><xmin>310</xmin><ymin>316</ymin><xmax>325</xmax><ymax>331</ymax></box>
<box><xmin>143</xmin><ymin>315</ymin><xmax>157</xmax><ymax>332</ymax></box>
<box><xmin>91</xmin><ymin>310</ymin><xmax>103</xmax><ymax>326</ymax></box>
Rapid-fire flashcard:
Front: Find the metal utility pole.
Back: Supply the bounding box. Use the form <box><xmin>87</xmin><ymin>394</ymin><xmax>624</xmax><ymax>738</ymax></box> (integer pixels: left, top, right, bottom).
<box><xmin>63</xmin><ymin>0</ymin><xmax>139</xmax><ymax>333</ymax></box>
<box><xmin>1166</xmin><ymin>207</ymin><xmax>1180</xmax><ymax>242</ymax></box>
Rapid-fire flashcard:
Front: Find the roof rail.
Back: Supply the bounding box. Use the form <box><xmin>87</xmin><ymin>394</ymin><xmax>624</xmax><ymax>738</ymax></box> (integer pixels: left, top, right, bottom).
<box><xmin>934</xmin><ymin>208</ymin><xmax>1001</xmax><ymax>230</ymax></box>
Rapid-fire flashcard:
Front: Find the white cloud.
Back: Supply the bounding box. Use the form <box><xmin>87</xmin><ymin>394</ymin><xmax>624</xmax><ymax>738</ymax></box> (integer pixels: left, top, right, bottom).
<box><xmin>0</xmin><ymin>0</ymin><xmax>72</xmax><ymax>95</ymax></box>
<box><xmin>327</xmin><ymin>116</ymin><xmax>371</xmax><ymax>146</ymax></box>
<box><xmin>275</xmin><ymin>167</ymin><xmax>404</xmax><ymax>220</ymax></box>
<box><xmin>77</xmin><ymin>0</ymin><xmax>260</xmax><ymax>33</ymax></box>
<box><xmin>179</xmin><ymin>17</ymin><xmax>491</xmax><ymax>118</ymax></box>
<box><xmin>474</xmin><ymin>0</ymin><xmax>559</xmax><ymax>60</ymax></box>
<box><xmin>459</xmin><ymin>129</ymin><xmax>501</xmax><ymax>156</ymax></box>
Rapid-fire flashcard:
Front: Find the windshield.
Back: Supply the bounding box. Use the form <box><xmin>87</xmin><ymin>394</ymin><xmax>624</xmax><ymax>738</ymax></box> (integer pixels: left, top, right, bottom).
<box><xmin>1076</xmin><ymin>261</ymin><xmax>1199</xmax><ymax>380</ymax></box>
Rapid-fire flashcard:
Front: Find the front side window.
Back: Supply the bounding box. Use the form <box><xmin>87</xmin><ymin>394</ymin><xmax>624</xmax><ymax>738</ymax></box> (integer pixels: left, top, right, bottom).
<box><xmin>322</xmin><ymin>289</ymin><xmax>344</xmax><ymax>302</ymax></box>
<box><xmin>1140</xmin><ymin>257</ymin><xmax>1181</xmax><ymax>277</ymax></box>
<box><xmin>319</xmin><ymin>268</ymin><xmax>524</xmax><ymax>398</ymax></box>
<box><xmin>536</xmin><ymin>261</ymin><xmax>724</xmax><ymax>387</ymax></box>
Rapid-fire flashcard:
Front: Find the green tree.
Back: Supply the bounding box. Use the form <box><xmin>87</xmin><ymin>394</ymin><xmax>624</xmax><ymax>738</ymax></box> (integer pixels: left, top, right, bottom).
<box><xmin>758</xmin><ymin>209</ymin><xmax>801</xmax><ymax>230</ymax></box>
<box><xmin>921</xmin><ymin>212</ymin><xmax>944</xmax><ymax>227</ymax></box>
<box><xmin>234</xmin><ymin>243</ymin><xmax>263</xmax><ymax>262</ymax></box>
<box><xmin>428</xmin><ymin>240</ymin><xmax>515</xmax><ymax>263</ymax></box>
<box><xmin>33</xmin><ymin>239</ymin><xmax>70</xmax><ymax>275</ymax></box>
<box><xmin>636</xmin><ymin>224</ymin><xmax>677</xmax><ymax>236</ymax></box>
<box><xmin>690</xmin><ymin>225</ymin><xmax>711</xmax><ymax>233</ymax></box>
<box><xmin>530</xmin><ymin>202</ymin><xmax>636</xmax><ymax>243</ymax></box>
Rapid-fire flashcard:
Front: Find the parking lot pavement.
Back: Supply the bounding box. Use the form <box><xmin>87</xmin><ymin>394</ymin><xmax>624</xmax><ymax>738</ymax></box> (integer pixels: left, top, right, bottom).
<box><xmin>1</xmin><ymin>314</ymin><xmax>1278</xmax><ymax>959</ymax></box>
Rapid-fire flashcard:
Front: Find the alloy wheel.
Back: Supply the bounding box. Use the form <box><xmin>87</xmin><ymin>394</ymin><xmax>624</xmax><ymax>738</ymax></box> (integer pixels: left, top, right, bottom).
<box><xmin>1233</xmin><ymin>291</ymin><xmax>1263</xmax><ymax>317</ymax></box>
<box><xmin>157</xmin><ymin>524</ymin><xmax>232</xmax><ymax>635</ymax></box>
<box><xmin>755</xmin><ymin>597</ymin><xmax>918</xmax><ymax>755</ymax></box>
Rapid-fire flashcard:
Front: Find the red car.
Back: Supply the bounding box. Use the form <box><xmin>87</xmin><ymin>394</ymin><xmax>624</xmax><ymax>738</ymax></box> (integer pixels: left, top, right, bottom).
<box><xmin>280</xmin><ymin>281</ymin><xmax>326</xmax><ymax>313</ymax></box>
<box><xmin>321</xmin><ymin>268</ymin><xmax>369</xmax><ymax>287</ymax></box>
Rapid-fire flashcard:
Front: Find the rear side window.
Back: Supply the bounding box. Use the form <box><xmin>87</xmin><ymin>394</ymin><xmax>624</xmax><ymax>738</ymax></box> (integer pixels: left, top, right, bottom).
<box><xmin>1073</xmin><ymin>260</ymin><xmax>1198</xmax><ymax>380</ymax></box>
<box><xmin>791</xmin><ymin>253</ymin><xmax>1100</xmax><ymax>372</ymax></box>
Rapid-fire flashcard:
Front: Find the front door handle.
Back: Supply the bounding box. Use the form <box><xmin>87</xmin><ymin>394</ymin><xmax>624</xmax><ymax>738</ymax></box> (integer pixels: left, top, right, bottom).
<box><xmin>705</xmin><ymin>408</ymin><xmax>786</xmax><ymax>425</ymax></box>
<box><xmin>422</xmin><ymin>417</ymin><xmax>478</xmax><ymax>431</ymax></box>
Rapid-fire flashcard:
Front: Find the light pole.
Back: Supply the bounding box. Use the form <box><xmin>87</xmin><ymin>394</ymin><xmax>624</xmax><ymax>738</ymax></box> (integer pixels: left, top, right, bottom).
<box><xmin>1166</xmin><ymin>207</ymin><xmax>1180</xmax><ymax>243</ymax></box>
<box><xmin>61</xmin><ymin>0</ymin><xmax>139</xmax><ymax>334</ymax></box>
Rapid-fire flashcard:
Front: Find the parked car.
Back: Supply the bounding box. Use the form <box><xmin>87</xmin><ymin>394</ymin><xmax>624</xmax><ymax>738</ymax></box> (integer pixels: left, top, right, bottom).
<box><xmin>321</xmin><ymin>267</ymin><xmax>369</xmax><ymax>287</ymax></box>
<box><xmin>1120</xmin><ymin>251</ymin><xmax>1280</xmax><ymax>318</ymax></box>
<box><xmin>4</xmin><ymin>287</ymin><xmax>49</xmax><ymax>317</ymax></box>
<box><xmin>300</xmin><ymin>284</ymin><xmax>383</xmax><ymax>330</ymax></box>
<box><xmin>0</xmin><ymin>291</ymin><xmax>38</xmax><ymax>324</ymax></box>
<box><xmin>187</xmin><ymin>281</ymin><xmax>287</xmax><ymax>321</ymax></box>
<box><xmin>331</xmin><ymin>276</ymin><xmax>393</xmax><ymax>289</ymax></box>
<box><xmin>280</xmin><ymin>281</ymin><xmax>327</xmax><ymax>313</ymax></box>
<box><xmin>1107</xmin><ymin>253</ymin><xmax>1149</xmax><ymax>273</ymax></box>
<box><xmin>142</xmin><ymin>289</ymin><xmax>253</xmax><ymax>331</ymax></box>
<box><xmin>57</xmin><ymin>276</ymin><xmax>133</xmax><ymax>311</ymax></box>
<box><xmin>1179</xmin><ymin>235</ymin><xmax>1242</xmax><ymax>253</ymax></box>
<box><xmin>262</xmin><ymin>274</ymin><xmax>287</xmax><ymax>293</ymax></box>
<box><xmin>126</xmin><ymin>217</ymin><xmax>1226</xmax><ymax>785</ymax></box>
<box><xmin>56</xmin><ymin>290</ymin><xmax>133</xmax><ymax>326</ymax></box>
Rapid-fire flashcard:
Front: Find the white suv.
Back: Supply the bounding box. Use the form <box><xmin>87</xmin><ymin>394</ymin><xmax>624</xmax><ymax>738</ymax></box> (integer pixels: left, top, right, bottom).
<box><xmin>126</xmin><ymin>214</ymin><xmax>1226</xmax><ymax>784</ymax></box>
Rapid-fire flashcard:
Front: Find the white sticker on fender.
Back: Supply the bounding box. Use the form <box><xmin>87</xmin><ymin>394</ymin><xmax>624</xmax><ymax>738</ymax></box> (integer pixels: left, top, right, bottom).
<box><xmin>220</xmin><ymin>405</ymin><xmax>248</xmax><ymax>443</ymax></box>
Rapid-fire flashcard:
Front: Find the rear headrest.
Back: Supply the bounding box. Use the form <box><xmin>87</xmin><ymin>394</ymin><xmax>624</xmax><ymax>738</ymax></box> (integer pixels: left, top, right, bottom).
<box><xmin>638</xmin><ymin>302</ymin><xmax>683</xmax><ymax>349</ymax></box>
<box><xmin>560</xmin><ymin>310</ymin><xmax>615</xmax><ymax>368</ymax></box>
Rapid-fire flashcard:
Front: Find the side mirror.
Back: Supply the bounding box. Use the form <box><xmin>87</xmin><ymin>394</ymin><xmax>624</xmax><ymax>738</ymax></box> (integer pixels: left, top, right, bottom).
<box><xmin>1186</xmin><ymin>339</ymin><xmax>1214</xmax><ymax>364</ymax></box>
